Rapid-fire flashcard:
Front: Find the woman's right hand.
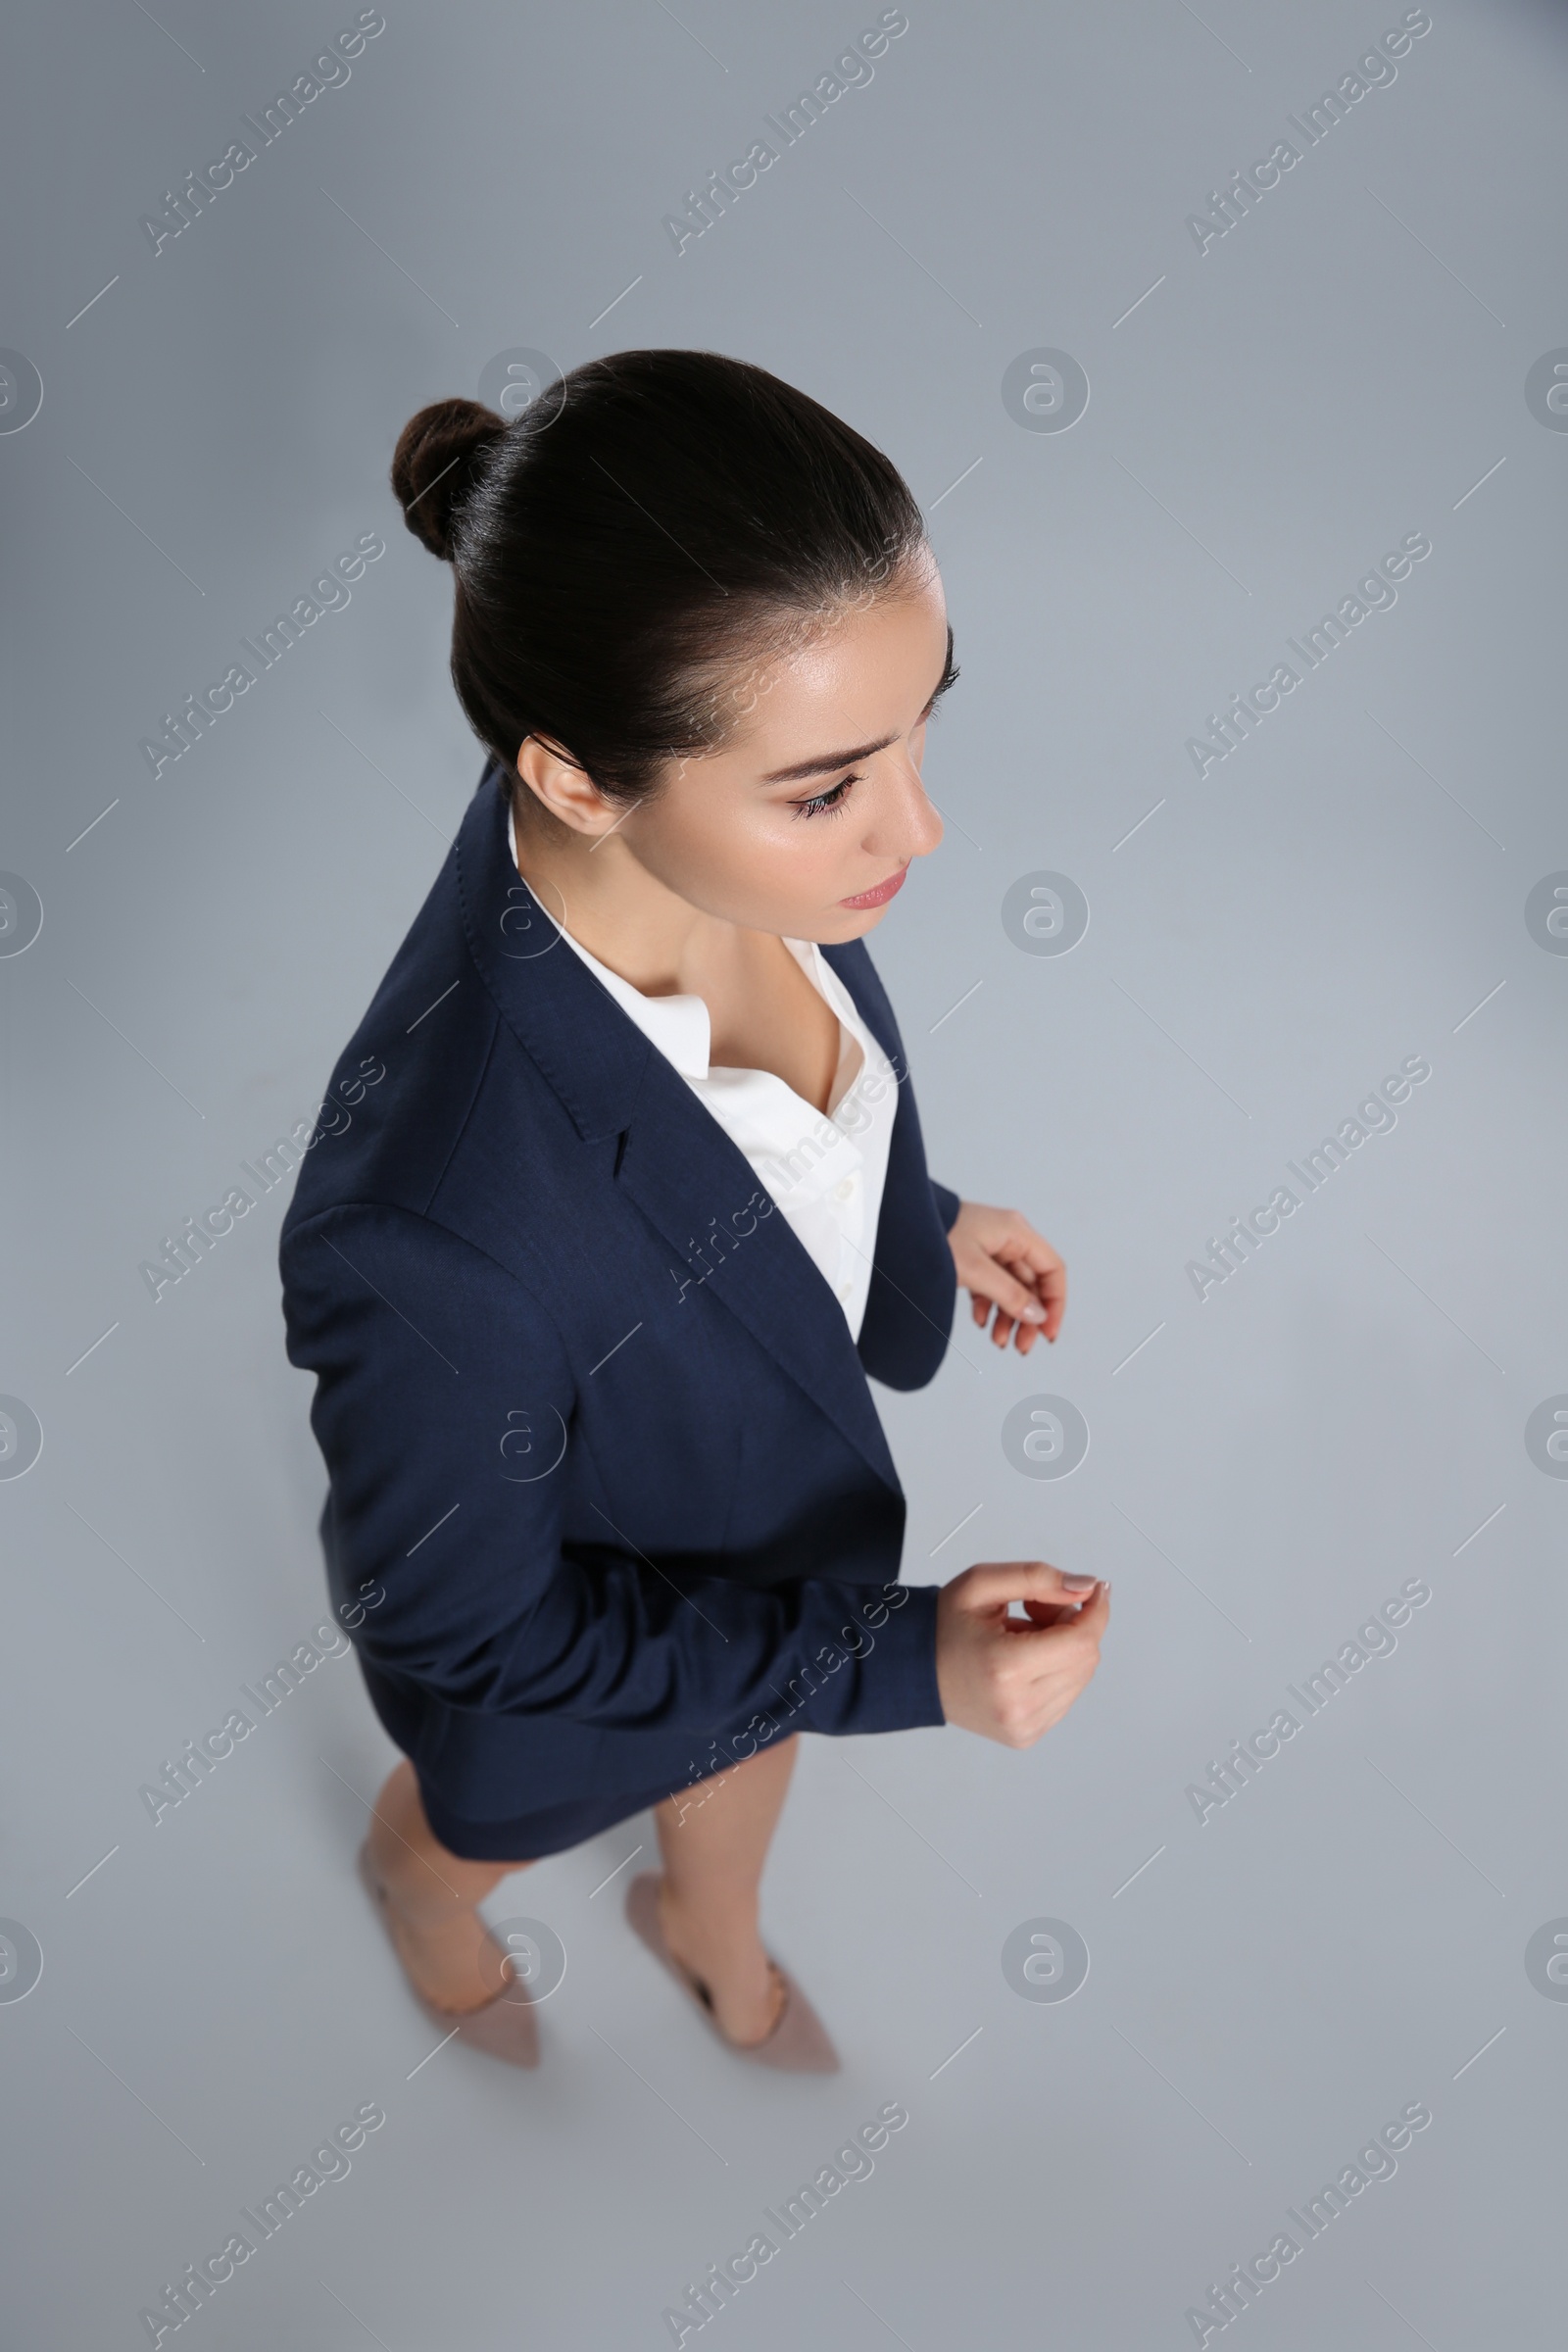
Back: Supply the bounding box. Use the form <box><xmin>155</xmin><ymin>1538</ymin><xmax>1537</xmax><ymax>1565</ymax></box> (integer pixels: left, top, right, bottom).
<box><xmin>934</xmin><ymin>1562</ymin><xmax>1109</xmax><ymax>1746</ymax></box>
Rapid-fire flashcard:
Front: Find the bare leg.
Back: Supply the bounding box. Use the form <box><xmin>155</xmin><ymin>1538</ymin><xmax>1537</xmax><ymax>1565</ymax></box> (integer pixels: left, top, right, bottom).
<box><xmin>365</xmin><ymin>1760</ymin><xmax>534</xmax><ymax>2015</ymax></box>
<box><xmin>653</xmin><ymin>1734</ymin><xmax>798</xmax><ymax>2046</ymax></box>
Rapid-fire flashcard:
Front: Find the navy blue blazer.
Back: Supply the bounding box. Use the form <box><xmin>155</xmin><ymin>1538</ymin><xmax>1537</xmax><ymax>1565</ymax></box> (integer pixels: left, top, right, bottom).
<box><xmin>279</xmin><ymin>757</ymin><xmax>960</xmax><ymax>1857</ymax></box>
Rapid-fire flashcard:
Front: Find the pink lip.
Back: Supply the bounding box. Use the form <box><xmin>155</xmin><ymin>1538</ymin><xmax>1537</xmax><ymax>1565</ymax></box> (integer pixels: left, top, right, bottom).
<box><xmin>839</xmin><ymin>864</ymin><xmax>908</xmax><ymax>910</ymax></box>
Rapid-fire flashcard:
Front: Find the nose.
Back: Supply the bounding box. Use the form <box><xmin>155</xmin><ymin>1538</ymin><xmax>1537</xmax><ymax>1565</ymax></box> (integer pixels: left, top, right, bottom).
<box><xmin>868</xmin><ymin>756</ymin><xmax>944</xmax><ymax>860</ymax></box>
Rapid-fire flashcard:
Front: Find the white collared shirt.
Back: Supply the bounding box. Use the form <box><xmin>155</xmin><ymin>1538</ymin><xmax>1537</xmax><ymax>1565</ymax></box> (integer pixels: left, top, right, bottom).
<box><xmin>509</xmin><ymin>805</ymin><xmax>898</xmax><ymax>1340</ymax></box>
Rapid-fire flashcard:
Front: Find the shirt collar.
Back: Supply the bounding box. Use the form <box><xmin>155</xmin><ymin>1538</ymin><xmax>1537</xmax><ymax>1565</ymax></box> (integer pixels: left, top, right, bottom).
<box><xmin>557</xmin><ymin>931</ymin><xmax>714</xmax><ymax>1081</ymax></box>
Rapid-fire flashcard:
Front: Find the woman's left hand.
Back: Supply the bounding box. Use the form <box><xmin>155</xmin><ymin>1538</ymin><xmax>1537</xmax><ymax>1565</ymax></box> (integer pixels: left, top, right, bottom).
<box><xmin>946</xmin><ymin>1200</ymin><xmax>1066</xmax><ymax>1353</ymax></box>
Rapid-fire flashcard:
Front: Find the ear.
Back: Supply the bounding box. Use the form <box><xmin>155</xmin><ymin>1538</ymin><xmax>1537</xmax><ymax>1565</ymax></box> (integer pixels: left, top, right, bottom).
<box><xmin>515</xmin><ymin>733</ymin><xmax>619</xmax><ymax>835</ymax></box>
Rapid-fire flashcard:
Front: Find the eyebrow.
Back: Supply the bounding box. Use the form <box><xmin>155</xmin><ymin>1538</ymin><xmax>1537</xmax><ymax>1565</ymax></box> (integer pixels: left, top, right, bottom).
<box><xmin>758</xmin><ymin>627</ymin><xmax>957</xmax><ymax>783</ymax></box>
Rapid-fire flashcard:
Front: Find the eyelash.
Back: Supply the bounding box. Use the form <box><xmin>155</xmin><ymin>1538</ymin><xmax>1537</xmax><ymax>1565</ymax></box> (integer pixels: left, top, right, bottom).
<box><xmin>789</xmin><ymin>687</ymin><xmax>950</xmax><ymax>820</ymax></box>
<box><xmin>793</xmin><ymin>776</ymin><xmax>858</xmax><ymax>820</ymax></box>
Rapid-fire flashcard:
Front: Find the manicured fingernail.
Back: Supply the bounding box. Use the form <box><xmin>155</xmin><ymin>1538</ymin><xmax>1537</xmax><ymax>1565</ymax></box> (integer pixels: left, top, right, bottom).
<box><xmin>1022</xmin><ymin>1304</ymin><xmax>1046</xmax><ymax>1321</ymax></box>
<box><xmin>1061</xmin><ymin>1574</ymin><xmax>1096</xmax><ymax>1592</ymax></box>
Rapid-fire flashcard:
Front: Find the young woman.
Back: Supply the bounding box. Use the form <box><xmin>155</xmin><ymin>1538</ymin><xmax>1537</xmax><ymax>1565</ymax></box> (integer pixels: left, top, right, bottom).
<box><xmin>279</xmin><ymin>350</ymin><xmax>1108</xmax><ymax>2074</ymax></box>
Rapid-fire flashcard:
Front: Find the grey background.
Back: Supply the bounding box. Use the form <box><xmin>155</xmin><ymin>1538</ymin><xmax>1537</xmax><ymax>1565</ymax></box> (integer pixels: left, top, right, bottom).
<box><xmin>3</xmin><ymin>0</ymin><xmax>1565</xmax><ymax>2343</ymax></box>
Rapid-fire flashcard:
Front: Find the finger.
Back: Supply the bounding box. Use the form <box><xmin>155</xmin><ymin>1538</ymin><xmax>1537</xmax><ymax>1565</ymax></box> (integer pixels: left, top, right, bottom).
<box><xmin>1002</xmin><ymin>1590</ymin><xmax>1108</xmax><ymax>1678</ymax></box>
<box><xmin>1013</xmin><ymin>1582</ymin><xmax>1097</xmax><ymax>1623</ymax></box>
<box><xmin>959</xmin><ymin>1560</ymin><xmax>1097</xmax><ymax>1611</ymax></box>
<box><xmin>998</xmin><ymin>1250</ymin><xmax>1066</xmax><ymax>1340</ymax></box>
<box><xmin>992</xmin><ymin>1309</ymin><xmax>1015</xmax><ymax>1348</ymax></box>
<box><xmin>1008</xmin><ymin>1598</ymin><xmax>1082</xmax><ymax>1629</ymax></box>
<box><xmin>1073</xmin><ymin>1580</ymin><xmax>1111</xmax><ymax>1634</ymax></box>
<box><xmin>962</xmin><ymin>1280</ymin><xmax>1024</xmax><ymax>1341</ymax></box>
<box><xmin>996</xmin><ymin>1238</ymin><xmax>1064</xmax><ymax>1288</ymax></box>
<box><xmin>977</xmin><ymin>1259</ymin><xmax>1050</xmax><ymax>1329</ymax></box>
<box><xmin>992</xmin><ymin>1617</ymin><xmax>1103</xmax><ymax>1708</ymax></box>
<box><xmin>1011</xmin><ymin>1580</ymin><xmax>1103</xmax><ymax>1631</ymax></box>
<box><xmin>998</xmin><ymin>1229</ymin><xmax>1064</xmax><ymax>1287</ymax></box>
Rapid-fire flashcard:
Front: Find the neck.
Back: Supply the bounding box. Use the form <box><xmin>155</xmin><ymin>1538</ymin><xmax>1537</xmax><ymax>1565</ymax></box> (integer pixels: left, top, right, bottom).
<box><xmin>509</xmin><ymin>780</ymin><xmax>761</xmax><ymax>1000</ymax></box>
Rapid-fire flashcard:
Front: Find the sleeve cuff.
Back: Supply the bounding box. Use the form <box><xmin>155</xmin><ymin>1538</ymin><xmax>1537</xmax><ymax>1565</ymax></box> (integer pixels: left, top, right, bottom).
<box><xmin>832</xmin><ymin>1581</ymin><xmax>946</xmax><ymax>1733</ymax></box>
<box><xmin>931</xmin><ymin>1179</ymin><xmax>961</xmax><ymax>1234</ymax></box>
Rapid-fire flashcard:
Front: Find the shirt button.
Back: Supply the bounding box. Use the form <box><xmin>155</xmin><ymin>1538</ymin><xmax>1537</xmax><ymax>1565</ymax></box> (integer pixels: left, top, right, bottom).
<box><xmin>833</xmin><ymin>1176</ymin><xmax>856</xmax><ymax>1200</ymax></box>
<box><xmin>837</xmin><ymin>1280</ymin><xmax>853</xmax><ymax>1300</ymax></box>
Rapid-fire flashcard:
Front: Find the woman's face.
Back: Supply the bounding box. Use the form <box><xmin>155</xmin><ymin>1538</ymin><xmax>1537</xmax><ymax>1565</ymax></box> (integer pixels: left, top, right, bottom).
<box><xmin>600</xmin><ymin>560</ymin><xmax>951</xmax><ymax>943</ymax></box>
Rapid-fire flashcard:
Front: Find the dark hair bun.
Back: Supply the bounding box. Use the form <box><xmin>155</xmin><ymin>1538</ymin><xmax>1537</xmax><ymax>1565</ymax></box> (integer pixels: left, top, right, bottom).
<box><xmin>391</xmin><ymin>398</ymin><xmax>506</xmax><ymax>562</ymax></box>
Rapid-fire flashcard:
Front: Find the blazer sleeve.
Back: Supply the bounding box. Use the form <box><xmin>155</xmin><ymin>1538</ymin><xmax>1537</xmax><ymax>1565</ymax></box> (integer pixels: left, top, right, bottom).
<box><xmin>931</xmin><ymin>1178</ymin><xmax>961</xmax><ymax>1233</ymax></box>
<box><xmin>280</xmin><ymin>1202</ymin><xmax>946</xmax><ymax>1741</ymax></box>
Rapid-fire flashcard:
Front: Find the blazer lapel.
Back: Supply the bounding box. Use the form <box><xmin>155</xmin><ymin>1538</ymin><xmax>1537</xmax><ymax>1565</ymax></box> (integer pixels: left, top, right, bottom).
<box><xmin>612</xmin><ymin>1061</ymin><xmax>902</xmax><ymax>1496</ymax></box>
<box><xmin>457</xmin><ymin>763</ymin><xmax>903</xmax><ymax>1498</ymax></box>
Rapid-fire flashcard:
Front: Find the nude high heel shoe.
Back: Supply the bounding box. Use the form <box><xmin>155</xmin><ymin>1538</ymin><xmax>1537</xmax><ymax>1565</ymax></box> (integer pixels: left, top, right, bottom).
<box><xmin>356</xmin><ymin>1841</ymin><xmax>539</xmax><ymax>2069</ymax></box>
<box><xmin>624</xmin><ymin>1872</ymin><xmax>840</xmax><ymax>2073</ymax></box>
